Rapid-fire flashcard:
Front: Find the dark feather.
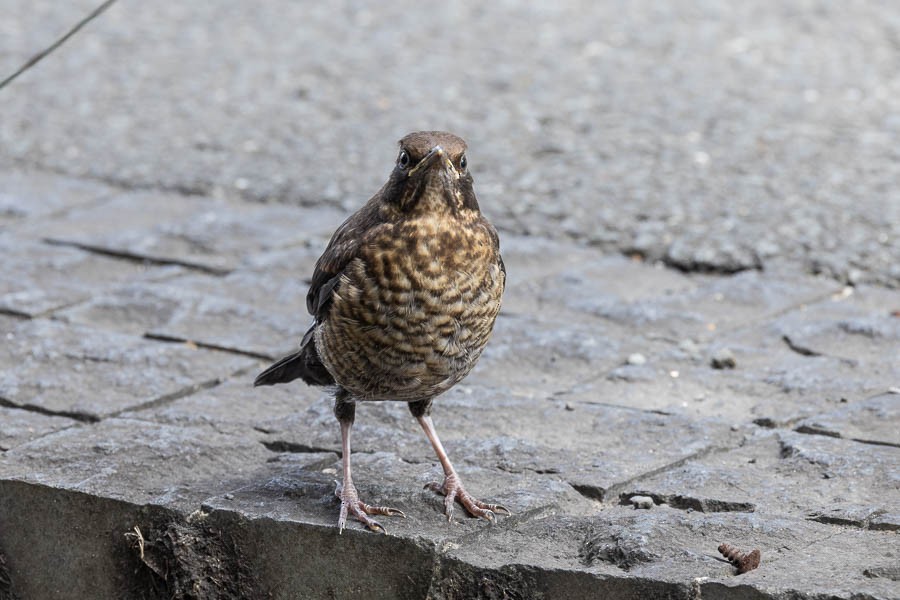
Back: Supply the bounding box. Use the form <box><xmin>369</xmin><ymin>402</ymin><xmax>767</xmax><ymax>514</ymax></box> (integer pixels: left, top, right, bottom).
<box><xmin>306</xmin><ymin>197</ymin><xmax>386</xmax><ymax>319</ymax></box>
<box><xmin>254</xmin><ymin>326</ymin><xmax>334</xmax><ymax>387</ymax></box>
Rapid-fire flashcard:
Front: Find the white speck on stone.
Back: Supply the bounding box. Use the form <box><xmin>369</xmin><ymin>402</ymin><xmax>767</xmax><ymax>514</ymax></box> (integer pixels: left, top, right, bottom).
<box><xmin>234</xmin><ymin>177</ymin><xmax>250</xmax><ymax>190</ymax></box>
<box><xmin>627</xmin><ymin>353</ymin><xmax>647</xmax><ymax>366</ymax></box>
<box><xmin>631</xmin><ymin>495</ymin><xmax>654</xmax><ymax>509</ymax></box>
<box><xmin>726</xmin><ymin>37</ymin><xmax>750</xmax><ymax>53</ymax></box>
<box><xmin>669</xmin><ymin>370</ymin><xmax>680</xmax><ymax>378</ymax></box>
<box><xmin>694</xmin><ymin>151</ymin><xmax>710</xmax><ymax>166</ymax></box>
<box><xmin>831</xmin><ymin>286</ymin><xmax>854</xmax><ymax>301</ymax></box>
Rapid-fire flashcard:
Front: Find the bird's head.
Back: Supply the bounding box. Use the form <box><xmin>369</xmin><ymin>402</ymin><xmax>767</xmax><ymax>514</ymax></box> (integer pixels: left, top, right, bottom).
<box><xmin>383</xmin><ymin>131</ymin><xmax>479</xmax><ymax>214</ymax></box>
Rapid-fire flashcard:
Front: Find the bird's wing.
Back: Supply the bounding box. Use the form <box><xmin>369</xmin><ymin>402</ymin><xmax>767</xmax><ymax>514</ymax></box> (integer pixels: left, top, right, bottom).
<box><xmin>306</xmin><ymin>199</ymin><xmax>383</xmax><ymax>319</ymax></box>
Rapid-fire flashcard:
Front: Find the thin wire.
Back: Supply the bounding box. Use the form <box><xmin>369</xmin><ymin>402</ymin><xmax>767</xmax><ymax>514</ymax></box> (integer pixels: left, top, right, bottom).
<box><xmin>0</xmin><ymin>0</ymin><xmax>118</xmax><ymax>93</ymax></box>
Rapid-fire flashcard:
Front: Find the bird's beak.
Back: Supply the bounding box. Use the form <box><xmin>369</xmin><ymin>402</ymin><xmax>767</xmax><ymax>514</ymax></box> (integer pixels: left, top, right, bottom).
<box><xmin>408</xmin><ymin>145</ymin><xmax>458</xmax><ymax>179</ymax></box>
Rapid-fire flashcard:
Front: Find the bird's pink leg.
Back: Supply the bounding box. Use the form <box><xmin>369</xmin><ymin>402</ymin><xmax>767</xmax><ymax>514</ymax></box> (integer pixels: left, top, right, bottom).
<box><xmin>417</xmin><ymin>415</ymin><xmax>511</xmax><ymax>522</ymax></box>
<box><xmin>336</xmin><ymin>418</ymin><xmax>405</xmax><ymax>533</ymax></box>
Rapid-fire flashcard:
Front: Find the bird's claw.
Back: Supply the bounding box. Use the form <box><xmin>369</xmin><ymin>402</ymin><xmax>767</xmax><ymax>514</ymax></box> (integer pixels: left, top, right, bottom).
<box><xmin>425</xmin><ymin>475</ymin><xmax>511</xmax><ymax>522</ymax></box>
<box><xmin>335</xmin><ymin>481</ymin><xmax>404</xmax><ymax>534</ymax></box>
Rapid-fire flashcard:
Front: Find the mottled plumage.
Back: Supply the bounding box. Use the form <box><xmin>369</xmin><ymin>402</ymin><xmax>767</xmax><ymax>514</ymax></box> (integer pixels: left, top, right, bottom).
<box><xmin>255</xmin><ymin>131</ymin><xmax>508</xmax><ymax>532</ymax></box>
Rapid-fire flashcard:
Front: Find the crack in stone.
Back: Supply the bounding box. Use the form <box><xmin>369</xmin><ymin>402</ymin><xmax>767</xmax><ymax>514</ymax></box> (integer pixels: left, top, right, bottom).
<box><xmin>260</xmin><ymin>440</ymin><xmax>338</xmax><ymax>455</ymax></box>
<box><xmin>794</xmin><ymin>423</ymin><xmax>841</xmax><ymax>437</ymax></box>
<box><xmin>552</xmin><ymin>391</ymin><xmax>674</xmax><ymax>417</ymax></box>
<box><xmin>618</xmin><ymin>491</ymin><xmax>755</xmax><ymax>513</ymax></box>
<box><xmin>849</xmin><ymin>437</ymin><xmax>900</xmax><ymax>449</ymax></box>
<box><xmin>752</xmin><ymin>414</ymin><xmax>813</xmax><ymax>430</ymax></box>
<box><xmin>0</xmin><ymin>307</ymin><xmax>31</xmax><ymax>320</ymax></box>
<box><xmin>143</xmin><ymin>332</ymin><xmax>274</xmax><ymax>361</ymax></box>
<box><xmin>659</xmin><ymin>252</ymin><xmax>763</xmax><ymax>276</ymax></box>
<box><xmin>782</xmin><ymin>334</ymin><xmax>822</xmax><ymax>357</ymax></box>
<box><xmin>807</xmin><ymin>508</ymin><xmax>896</xmax><ymax>531</ymax></box>
<box><xmin>0</xmin><ymin>396</ymin><xmax>99</xmax><ymax>423</ymax></box>
<box><xmin>109</xmin><ymin>378</ymin><xmax>222</xmax><ymax>419</ymax></box>
<box><xmin>794</xmin><ymin>424</ymin><xmax>900</xmax><ymax>449</ymax></box>
<box><xmin>43</xmin><ymin>238</ymin><xmax>231</xmax><ymax>276</ymax></box>
<box><xmin>781</xmin><ymin>334</ymin><xmax>857</xmax><ymax>366</ymax></box>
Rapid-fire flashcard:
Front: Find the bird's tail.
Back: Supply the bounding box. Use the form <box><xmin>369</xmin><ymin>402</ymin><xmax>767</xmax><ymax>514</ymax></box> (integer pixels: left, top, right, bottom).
<box><xmin>253</xmin><ymin>327</ymin><xmax>334</xmax><ymax>387</ymax></box>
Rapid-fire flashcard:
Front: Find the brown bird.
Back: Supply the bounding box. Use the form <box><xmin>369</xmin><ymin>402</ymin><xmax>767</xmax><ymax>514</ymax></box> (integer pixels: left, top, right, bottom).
<box><xmin>254</xmin><ymin>131</ymin><xmax>508</xmax><ymax>533</ymax></box>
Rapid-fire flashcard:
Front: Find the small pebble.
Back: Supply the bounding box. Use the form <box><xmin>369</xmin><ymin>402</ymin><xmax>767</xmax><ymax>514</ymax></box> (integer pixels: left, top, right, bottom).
<box><xmin>223</xmin><ymin>493</ymin><xmax>234</xmax><ymax>500</ymax></box>
<box><xmin>627</xmin><ymin>353</ymin><xmax>647</xmax><ymax>366</ymax></box>
<box><xmin>710</xmin><ymin>348</ymin><xmax>737</xmax><ymax>369</ymax></box>
<box><xmin>630</xmin><ymin>495</ymin><xmax>654</xmax><ymax>509</ymax></box>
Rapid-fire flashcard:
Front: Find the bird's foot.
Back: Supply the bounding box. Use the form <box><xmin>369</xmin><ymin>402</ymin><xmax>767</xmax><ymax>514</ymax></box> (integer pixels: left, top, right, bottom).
<box><xmin>335</xmin><ymin>481</ymin><xmax>405</xmax><ymax>534</ymax></box>
<box><xmin>425</xmin><ymin>472</ymin><xmax>511</xmax><ymax>522</ymax></box>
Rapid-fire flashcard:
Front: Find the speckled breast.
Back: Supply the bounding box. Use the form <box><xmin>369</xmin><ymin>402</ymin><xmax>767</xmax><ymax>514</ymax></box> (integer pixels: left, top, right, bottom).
<box><xmin>316</xmin><ymin>213</ymin><xmax>504</xmax><ymax>401</ymax></box>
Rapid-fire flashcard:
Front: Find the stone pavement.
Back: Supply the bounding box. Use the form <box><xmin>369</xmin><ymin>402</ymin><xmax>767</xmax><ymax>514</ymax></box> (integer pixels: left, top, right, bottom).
<box><xmin>1</xmin><ymin>1</ymin><xmax>899</xmax><ymax>599</ymax></box>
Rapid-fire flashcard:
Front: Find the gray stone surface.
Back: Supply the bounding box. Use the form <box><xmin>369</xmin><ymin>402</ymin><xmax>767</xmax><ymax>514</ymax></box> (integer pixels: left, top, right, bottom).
<box><xmin>15</xmin><ymin>192</ymin><xmax>344</xmax><ymax>274</ymax></box>
<box><xmin>2</xmin><ymin>1</ymin><xmax>900</xmax><ymax>598</ymax></box>
<box><xmin>0</xmin><ymin>168</ymin><xmax>113</xmax><ymax>227</ymax></box>
<box><xmin>0</xmin><ymin>234</ymin><xmax>182</xmax><ymax>318</ymax></box>
<box><xmin>3</xmin><ymin>1</ymin><xmax>897</xmax><ymax>286</ymax></box>
<box><xmin>0</xmin><ymin>407</ymin><xmax>76</xmax><ymax>451</ymax></box>
<box><xmin>0</xmin><ymin>319</ymin><xmax>253</xmax><ymax>420</ymax></box>
<box><xmin>795</xmin><ymin>391</ymin><xmax>900</xmax><ymax>447</ymax></box>
<box><xmin>622</xmin><ymin>428</ymin><xmax>900</xmax><ymax>528</ymax></box>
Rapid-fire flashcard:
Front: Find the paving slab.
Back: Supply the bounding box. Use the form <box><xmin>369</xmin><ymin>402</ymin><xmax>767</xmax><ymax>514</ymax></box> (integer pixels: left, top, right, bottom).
<box><xmin>618</xmin><ymin>429</ymin><xmax>899</xmax><ymax>527</ymax></box>
<box><xmin>795</xmin><ymin>391</ymin><xmax>900</xmax><ymax>447</ymax></box>
<box><xmin>712</xmin><ymin>313</ymin><xmax>899</xmax><ymax>408</ymax></box>
<box><xmin>56</xmin><ymin>279</ymin><xmax>309</xmax><ymax>359</ymax></box>
<box><xmin>0</xmin><ymin>417</ymin><xmax>272</xmax><ymax>512</ymax></box>
<box><xmin>0</xmin><ymin>234</ymin><xmax>183</xmax><ymax>318</ymax></box>
<box><xmin>16</xmin><ymin>192</ymin><xmax>345</xmax><ymax>274</ymax></box>
<box><xmin>558</xmin><ymin>373</ymin><xmax>781</xmax><ymax>426</ymax></box>
<box><xmin>0</xmin><ymin>167</ymin><xmax>114</xmax><ymax>227</ymax></box>
<box><xmin>0</xmin><ymin>319</ymin><xmax>253</xmax><ymax>420</ymax></box>
<box><xmin>772</xmin><ymin>286</ymin><xmax>900</xmax><ymax>367</ymax></box>
<box><xmin>541</xmin><ymin>267</ymin><xmax>840</xmax><ymax>341</ymax></box>
<box><xmin>495</xmin><ymin>238</ymin><xmax>699</xmax><ymax>317</ymax></box>
<box><xmin>51</xmin><ymin>244</ymin><xmax>321</xmax><ymax>357</ymax></box>
<box><xmin>118</xmin><ymin>376</ymin><xmax>310</xmax><ymax>431</ymax></box>
<box><xmin>0</xmin><ymin>407</ymin><xmax>77</xmax><ymax>451</ymax></box>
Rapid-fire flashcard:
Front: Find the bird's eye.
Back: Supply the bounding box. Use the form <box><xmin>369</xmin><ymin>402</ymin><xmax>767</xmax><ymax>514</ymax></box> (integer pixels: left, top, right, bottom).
<box><xmin>459</xmin><ymin>154</ymin><xmax>468</xmax><ymax>171</ymax></box>
<box><xmin>398</xmin><ymin>150</ymin><xmax>410</xmax><ymax>169</ymax></box>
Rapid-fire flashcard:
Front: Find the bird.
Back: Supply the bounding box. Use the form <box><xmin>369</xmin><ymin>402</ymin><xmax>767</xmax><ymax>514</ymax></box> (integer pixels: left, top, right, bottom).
<box><xmin>254</xmin><ymin>131</ymin><xmax>509</xmax><ymax>533</ymax></box>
